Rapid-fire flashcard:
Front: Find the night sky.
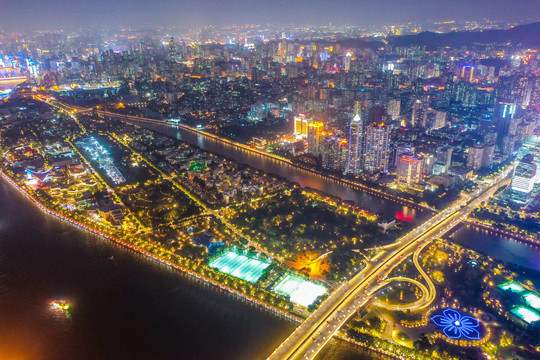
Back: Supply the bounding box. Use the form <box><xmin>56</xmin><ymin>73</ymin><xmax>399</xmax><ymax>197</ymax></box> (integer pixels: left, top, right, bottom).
<box><xmin>2</xmin><ymin>0</ymin><xmax>540</xmax><ymax>31</ymax></box>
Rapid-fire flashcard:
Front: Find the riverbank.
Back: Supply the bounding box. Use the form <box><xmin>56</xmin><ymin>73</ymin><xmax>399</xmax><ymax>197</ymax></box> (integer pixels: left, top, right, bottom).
<box><xmin>0</xmin><ymin>168</ymin><xmax>405</xmax><ymax>360</ymax></box>
<box><xmin>464</xmin><ymin>219</ymin><xmax>540</xmax><ymax>248</ymax></box>
<box><xmin>0</xmin><ymin>169</ymin><xmax>301</xmax><ymax>324</ymax></box>
<box><xmin>107</xmin><ymin>110</ymin><xmax>431</xmax><ymax>212</ymax></box>
<box><xmin>0</xmin><ymin>173</ymin><xmax>300</xmax><ymax>359</ymax></box>
<box><xmin>448</xmin><ymin>224</ymin><xmax>540</xmax><ymax>282</ymax></box>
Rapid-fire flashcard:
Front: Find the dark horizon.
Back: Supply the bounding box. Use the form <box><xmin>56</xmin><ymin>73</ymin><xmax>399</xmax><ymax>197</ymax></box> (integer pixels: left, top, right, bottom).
<box><xmin>2</xmin><ymin>0</ymin><xmax>540</xmax><ymax>32</ymax></box>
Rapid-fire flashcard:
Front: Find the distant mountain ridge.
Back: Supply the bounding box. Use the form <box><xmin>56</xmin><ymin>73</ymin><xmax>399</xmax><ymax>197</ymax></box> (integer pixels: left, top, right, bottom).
<box><xmin>387</xmin><ymin>22</ymin><xmax>540</xmax><ymax>49</ymax></box>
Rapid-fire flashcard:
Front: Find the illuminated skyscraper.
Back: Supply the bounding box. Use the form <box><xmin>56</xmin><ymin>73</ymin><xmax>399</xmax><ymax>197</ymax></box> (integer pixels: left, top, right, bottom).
<box><xmin>307</xmin><ymin>121</ymin><xmax>323</xmax><ymax>155</ymax></box>
<box><xmin>482</xmin><ymin>144</ymin><xmax>495</xmax><ymax>168</ymax></box>
<box><xmin>397</xmin><ymin>153</ymin><xmax>424</xmax><ymax>186</ymax></box>
<box><xmin>433</xmin><ymin>110</ymin><xmax>447</xmax><ymax>129</ymax></box>
<box><xmin>511</xmin><ymin>162</ymin><xmax>537</xmax><ymax>203</ymax></box>
<box><xmin>496</xmin><ymin>100</ymin><xmax>518</xmax><ymax>150</ymax></box>
<box><xmin>467</xmin><ymin>145</ymin><xmax>484</xmax><ymax>170</ymax></box>
<box><xmin>499</xmin><ymin>101</ymin><xmax>517</xmax><ymax>119</ymax></box>
<box><xmin>344</xmin><ymin>52</ymin><xmax>352</xmax><ymax>72</ymax></box>
<box><xmin>169</xmin><ymin>37</ymin><xmax>177</xmax><ymax>62</ymax></box>
<box><xmin>347</xmin><ymin>113</ymin><xmax>363</xmax><ymax>175</ymax></box>
<box><xmin>363</xmin><ymin>121</ymin><xmax>390</xmax><ymax>174</ymax></box>
<box><xmin>387</xmin><ymin>99</ymin><xmax>401</xmax><ymax>120</ymax></box>
<box><xmin>436</xmin><ymin>146</ymin><xmax>453</xmax><ymax>170</ymax></box>
<box><xmin>520</xmin><ymin>77</ymin><xmax>534</xmax><ymax>107</ymax></box>
<box><xmin>460</xmin><ymin>65</ymin><xmax>475</xmax><ymax>83</ymax></box>
<box><xmin>411</xmin><ymin>99</ymin><xmax>426</xmax><ymax>127</ymax></box>
<box><xmin>321</xmin><ymin>136</ymin><xmax>348</xmax><ymax>172</ymax></box>
<box><xmin>293</xmin><ymin>113</ymin><xmax>311</xmax><ymax>138</ymax></box>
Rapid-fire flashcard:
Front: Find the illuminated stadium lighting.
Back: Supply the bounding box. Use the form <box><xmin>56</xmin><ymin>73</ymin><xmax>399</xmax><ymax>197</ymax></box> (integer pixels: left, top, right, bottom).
<box><xmin>209</xmin><ymin>250</ymin><xmax>270</xmax><ymax>283</ymax></box>
<box><xmin>523</xmin><ymin>292</ymin><xmax>540</xmax><ymax>312</ymax></box>
<box><xmin>499</xmin><ymin>282</ymin><xmax>526</xmax><ymax>293</ymax></box>
<box><xmin>431</xmin><ymin>309</ymin><xmax>481</xmax><ymax>340</ymax></box>
<box><xmin>511</xmin><ymin>306</ymin><xmax>540</xmax><ymax>324</ymax></box>
<box><xmin>273</xmin><ymin>274</ymin><xmax>326</xmax><ymax>307</ymax></box>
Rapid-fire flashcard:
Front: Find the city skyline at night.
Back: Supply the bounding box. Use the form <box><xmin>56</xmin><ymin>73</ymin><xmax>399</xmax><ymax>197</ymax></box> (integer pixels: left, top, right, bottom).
<box><xmin>1</xmin><ymin>1</ymin><xmax>540</xmax><ymax>359</ymax></box>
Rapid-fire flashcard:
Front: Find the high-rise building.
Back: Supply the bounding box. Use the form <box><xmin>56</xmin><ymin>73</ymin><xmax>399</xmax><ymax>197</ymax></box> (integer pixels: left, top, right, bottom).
<box><xmin>411</xmin><ymin>100</ymin><xmax>425</xmax><ymax>127</ymax></box>
<box><xmin>520</xmin><ymin>77</ymin><xmax>534</xmax><ymax>107</ymax></box>
<box><xmin>501</xmin><ymin>135</ymin><xmax>517</xmax><ymax>156</ymax></box>
<box><xmin>495</xmin><ymin>100</ymin><xmax>518</xmax><ymax>148</ymax></box>
<box><xmin>484</xmin><ymin>131</ymin><xmax>497</xmax><ymax>146</ymax></box>
<box><xmin>497</xmin><ymin>100</ymin><xmax>517</xmax><ymax>122</ymax></box>
<box><xmin>321</xmin><ymin>136</ymin><xmax>348</xmax><ymax>172</ymax></box>
<box><xmin>420</xmin><ymin>152</ymin><xmax>436</xmax><ymax>177</ymax></box>
<box><xmin>387</xmin><ymin>99</ymin><xmax>401</xmax><ymax>120</ymax></box>
<box><xmin>169</xmin><ymin>37</ymin><xmax>177</xmax><ymax>62</ymax></box>
<box><xmin>433</xmin><ymin>110</ymin><xmax>447</xmax><ymax>129</ymax></box>
<box><xmin>432</xmin><ymin>146</ymin><xmax>453</xmax><ymax>175</ymax></box>
<box><xmin>293</xmin><ymin>113</ymin><xmax>312</xmax><ymax>138</ymax></box>
<box><xmin>397</xmin><ymin>153</ymin><xmax>424</xmax><ymax>186</ymax></box>
<box><xmin>344</xmin><ymin>52</ymin><xmax>352</xmax><ymax>72</ymax></box>
<box><xmin>508</xmin><ymin>117</ymin><xmax>523</xmax><ymax>136</ymax></box>
<box><xmin>307</xmin><ymin>121</ymin><xmax>323</xmax><ymax>155</ymax></box>
<box><xmin>347</xmin><ymin>113</ymin><xmax>363</xmax><ymax>175</ymax></box>
<box><xmin>481</xmin><ymin>144</ymin><xmax>495</xmax><ymax>168</ymax></box>
<box><xmin>460</xmin><ymin>65</ymin><xmax>475</xmax><ymax>83</ymax></box>
<box><xmin>511</xmin><ymin>162</ymin><xmax>537</xmax><ymax>203</ymax></box>
<box><xmin>467</xmin><ymin>145</ymin><xmax>484</xmax><ymax>170</ymax></box>
<box><xmin>363</xmin><ymin>120</ymin><xmax>391</xmax><ymax>174</ymax></box>
<box><xmin>394</xmin><ymin>143</ymin><xmax>415</xmax><ymax>167</ymax></box>
<box><xmin>436</xmin><ymin>146</ymin><xmax>453</xmax><ymax>168</ymax></box>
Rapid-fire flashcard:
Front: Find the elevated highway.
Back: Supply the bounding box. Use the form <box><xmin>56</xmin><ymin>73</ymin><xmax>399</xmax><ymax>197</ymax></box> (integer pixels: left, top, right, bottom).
<box><xmin>372</xmin><ymin>241</ymin><xmax>437</xmax><ymax>312</ymax></box>
<box><xmin>268</xmin><ymin>177</ymin><xmax>510</xmax><ymax>360</ymax></box>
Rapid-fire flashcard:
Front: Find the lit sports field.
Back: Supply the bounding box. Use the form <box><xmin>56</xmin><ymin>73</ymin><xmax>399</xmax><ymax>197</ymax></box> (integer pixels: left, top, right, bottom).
<box><xmin>523</xmin><ymin>292</ymin><xmax>540</xmax><ymax>311</ymax></box>
<box><xmin>209</xmin><ymin>250</ymin><xmax>270</xmax><ymax>283</ymax></box>
<box><xmin>273</xmin><ymin>274</ymin><xmax>326</xmax><ymax>307</ymax></box>
<box><xmin>500</xmin><ymin>282</ymin><xmax>540</xmax><ymax>323</ymax></box>
<box><xmin>511</xmin><ymin>306</ymin><xmax>540</xmax><ymax>324</ymax></box>
<box><xmin>499</xmin><ymin>282</ymin><xmax>526</xmax><ymax>293</ymax></box>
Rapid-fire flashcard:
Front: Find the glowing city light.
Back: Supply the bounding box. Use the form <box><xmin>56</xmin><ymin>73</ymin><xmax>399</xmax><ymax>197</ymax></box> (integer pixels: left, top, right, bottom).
<box><xmin>499</xmin><ymin>282</ymin><xmax>526</xmax><ymax>293</ymax></box>
<box><xmin>511</xmin><ymin>306</ymin><xmax>540</xmax><ymax>324</ymax></box>
<box><xmin>431</xmin><ymin>309</ymin><xmax>481</xmax><ymax>340</ymax></box>
<box><xmin>273</xmin><ymin>274</ymin><xmax>326</xmax><ymax>308</ymax></box>
<box><xmin>523</xmin><ymin>292</ymin><xmax>540</xmax><ymax>312</ymax></box>
<box><xmin>209</xmin><ymin>250</ymin><xmax>270</xmax><ymax>283</ymax></box>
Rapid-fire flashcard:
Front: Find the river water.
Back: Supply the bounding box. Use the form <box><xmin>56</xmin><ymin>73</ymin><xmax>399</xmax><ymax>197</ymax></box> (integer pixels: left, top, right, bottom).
<box><xmin>0</xmin><ymin>177</ymin><xmax>297</xmax><ymax>360</ymax></box>
<box><xmin>128</xmin><ymin>121</ymin><xmax>422</xmax><ymax>222</ymax></box>
<box><xmin>449</xmin><ymin>224</ymin><xmax>540</xmax><ymax>286</ymax></box>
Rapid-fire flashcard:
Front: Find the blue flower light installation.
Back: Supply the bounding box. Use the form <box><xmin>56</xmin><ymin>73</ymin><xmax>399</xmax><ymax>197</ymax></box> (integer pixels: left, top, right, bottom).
<box><xmin>431</xmin><ymin>309</ymin><xmax>481</xmax><ymax>340</ymax></box>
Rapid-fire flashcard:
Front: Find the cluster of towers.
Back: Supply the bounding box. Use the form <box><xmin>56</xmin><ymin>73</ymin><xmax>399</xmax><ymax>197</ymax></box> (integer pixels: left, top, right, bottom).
<box><xmin>347</xmin><ymin>111</ymin><xmax>391</xmax><ymax>176</ymax></box>
<box><xmin>293</xmin><ymin>109</ymin><xmax>391</xmax><ymax>177</ymax></box>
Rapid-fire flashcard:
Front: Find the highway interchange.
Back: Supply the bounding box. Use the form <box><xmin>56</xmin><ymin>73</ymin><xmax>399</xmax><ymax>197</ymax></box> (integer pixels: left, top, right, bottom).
<box><xmin>268</xmin><ymin>174</ymin><xmax>511</xmax><ymax>360</ymax></box>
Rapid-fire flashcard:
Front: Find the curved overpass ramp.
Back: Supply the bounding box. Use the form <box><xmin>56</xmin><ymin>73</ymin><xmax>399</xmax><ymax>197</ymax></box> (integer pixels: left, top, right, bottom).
<box><xmin>267</xmin><ymin>179</ymin><xmax>509</xmax><ymax>360</ymax></box>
